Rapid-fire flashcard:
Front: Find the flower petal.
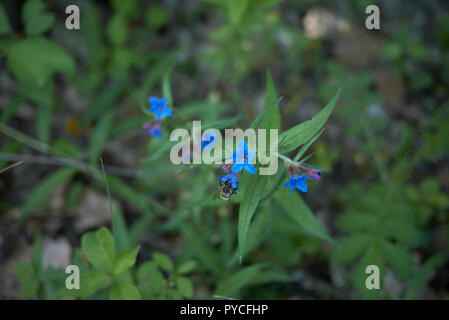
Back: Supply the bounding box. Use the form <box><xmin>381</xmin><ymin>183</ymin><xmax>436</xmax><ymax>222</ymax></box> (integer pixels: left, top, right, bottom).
<box><xmin>149</xmin><ymin>97</ymin><xmax>159</xmax><ymax>105</ymax></box>
<box><xmin>231</xmin><ymin>164</ymin><xmax>243</xmax><ymax>173</ymax></box>
<box><xmin>296</xmin><ymin>179</ymin><xmax>308</xmax><ymax>192</ymax></box>
<box><xmin>163</xmin><ymin>107</ymin><xmax>172</xmax><ymax>117</ymax></box>
<box><xmin>290</xmin><ymin>184</ymin><xmax>295</xmax><ymax>193</ymax></box>
<box><xmin>245</xmin><ymin>163</ymin><xmax>257</xmax><ymax>174</ymax></box>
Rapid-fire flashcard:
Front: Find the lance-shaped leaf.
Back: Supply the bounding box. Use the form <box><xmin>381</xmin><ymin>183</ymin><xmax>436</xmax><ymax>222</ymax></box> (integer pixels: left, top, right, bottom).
<box><xmin>279</xmin><ymin>87</ymin><xmax>341</xmax><ymax>154</ymax></box>
<box><xmin>276</xmin><ymin>187</ymin><xmax>336</xmax><ymax>245</ymax></box>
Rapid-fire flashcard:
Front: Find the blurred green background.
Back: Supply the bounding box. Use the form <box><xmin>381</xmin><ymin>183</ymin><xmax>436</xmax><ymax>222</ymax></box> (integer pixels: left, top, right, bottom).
<box><xmin>0</xmin><ymin>0</ymin><xmax>448</xmax><ymax>300</ymax></box>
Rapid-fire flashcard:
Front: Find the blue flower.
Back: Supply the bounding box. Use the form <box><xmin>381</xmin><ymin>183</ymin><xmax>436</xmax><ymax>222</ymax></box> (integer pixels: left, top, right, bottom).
<box><xmin>201</xmin><ymin>131</ymin><xmax>217</xmax><ymax>151</ymax></box>
<box><xmin>298</xmin><ymin>164</ymin><xmax>321</xmax><ymax>181</ymax></box>
<box><xmin>283</xmin><ymin>174</ymin><xmax>311</xmax><ymax>193</ymax></box>
<box><xmin>148</xmin><ymin>124</ymin><xmax>162</xmax><ymax>139</ymax></box>
<box><xmin>230</xmin><ymin>140</ymin><xmax>257</xmax><ymax>174</ymax></box>
<box><xmin>148</xmin><ymin>96</ymin><xmax>173</xmax><ymax>120</ymax></box>
<box><xmin>218</xmin><ymin>173</ymin><xmax>239</xmax><ymax>190</ymax></box>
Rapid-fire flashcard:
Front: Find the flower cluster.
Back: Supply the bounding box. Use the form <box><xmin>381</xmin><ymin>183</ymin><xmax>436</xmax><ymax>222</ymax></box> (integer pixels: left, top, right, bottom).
<box><xmin>149</xmin><ymin>97</ymin><xmax>173</xmax><ymax>120</ymax></box>
<box><xmin>143</xmin><ymin>96</ymin><xmax>173</xmax><ymax>139</ymax></box>
<box><xmin>213</xmin><ymin>139</ymin><xmax>322</xmax><ymax>199</ymax></box>
<box><xmin>142</xmin><ymin>96</ymin><xmax>323</xmax><ymax>199</ymax></box>
<box><xmin>283</xmin><ymin>164</ymin><xmax>321</xmax><ymax>193</ymax></box>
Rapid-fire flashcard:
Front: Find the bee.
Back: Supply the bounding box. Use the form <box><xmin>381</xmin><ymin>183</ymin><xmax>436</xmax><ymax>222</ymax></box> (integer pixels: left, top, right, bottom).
<box><xmin>216</xmin><ymin>180</ymin><xmax>239</xmax><ymax>201</ymax></box>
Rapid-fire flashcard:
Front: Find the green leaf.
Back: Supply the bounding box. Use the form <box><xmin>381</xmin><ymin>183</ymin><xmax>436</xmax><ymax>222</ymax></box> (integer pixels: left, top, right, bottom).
<box><xmin>22</xmin><ymin>0</ymin><xmax>45</xmax><ymax>21</ymax></box>
<box><xmin>405</xmin><ymin>254</ymin><xmax>445</xmax><ymax>299</ymax></box>
<box><xmin>332</xmin><ymin>234</ymin><xmax>372</xmax><ymax>263</ymax></box>
<box><xmin>202</xmin><ymin>113</ymin><xmax>243</xmax><ymax>130</ymax></box>
<box><xmin>51</xmin><ymin>139</ymin><xmax>82</xmax><ymax>158</ymax></box>
<box><xmin>81</xmin><ymin>227</ymin><xmax>115</xmax><ymax>273</ymax></box>
<box><xmin>238</xmin><ymin>174</ymin><xmax>267</xmax><ymax>262</ymax></box>
<box><xmin>250</xmin><ymin>69</ymin><xmax>281</xmax><ymax>144</ymax></box>
<box><xmin>31</xmin><ymin>232</ymin><xmax>43</xmax><ymax>274</ymax></box>
<box><xmin>279</xmin><ymin>87</ymin><xmax>341</xmax><ymax>154</ymax></box>
<box><xmin>162</xmin><ymin>70</ymin><xmax>173</xmax><ymax>106</ymax></box>
<box><xmin>106</xmin><ymin>175</ymin><xmax>149</xmax><ymax>212</ymax></box>
<box><xmin>89</xmin><ymin>111</ymin><xmax>115</xmax><ymax>165</ymax></box>
<box><xmin>65</xmin><ymin>181</ymin><xmax>85</xmax><ymax>208</ymax></box>
<box><xmin>18</xmin><ymin>79</ymin><xmax>53</xmax><ymax>105</ymax></box>
<box><xmin>229</xmin><ymin>206</ymin><xmax>270</xmax><ymax>265</ymax></box>
<box><xmin>128</xmin><ymin>211</ymin><xmax>154</xmax><ymax>245</ymax></box>
<box><xmin>18</xmin><ymin>168</ymin><xmax>77</xmax><ymax>222</ymax></box>
<box><xmin>276</xmin><ymin>187</ymin><xmax>336</xmax><ymax>245</ymax></box>
<box><xmin>110</xmin><ymin>0</ymin><xmax>138</xmax><ymax>18</ymax></box>
<box><xmin>110</xmin><ymin>281</ymin><xmax>142</xmax><ymax>300</ymax></box>
<box><xmin>7</xmin><ymin>37</ymin><xmax>75</xmax><ymax>87</ymax></box>
<box><xmin>137</xmin><ymin>261</ymin><xmax>165</xmax><ymax>299</ymax></box>
<box><xmin>110</xmin><ymin>116</ymin><xmax>147</xmax><ymax>139</ymax></box>
<box><xmin>214</xmin><ymin>264</ymin><xmax>264</xmax><ymax>297</ymax></box>
<box><xmin>250</xmin><ymin>97</ymin><xmax>282</xmax><ymax>130</ymax></box>
<box><xmin>380</xmin><ymin>240</ymin><xmax>413</xmax><ymax>279</ymax></box>
<box><xmin>175</xmin><ymin>276</ymin><xmax>194</xmax><ymax>298</ymax></box>
<box><xmin>152</xmin><ymin>252</ymin><xmax>174</xmax><ymax>272</ymax></box>
<box><xmin>113</xmin><ymin>205</ymin><xmax>132</xmax><ymax>251</ymax></box>
<box><xmin>177</xmin><ymin>260</ymin><xmax>197</xmax><ymax>274</ymax></box>
<box><xmin>106</xmin><ymin>14</ymin><xmax>128</xmax><ymax>46</ymax></box>
<box><xmin>335</xmin><ymin>212</ymin><xmax>377</xmax><ymax>233</ymax></box>
<box><xmin>137</xmin><ymin>50</ymin><xmax>178</xmax><ymax>99</ymax></box>
<box><xmin>384</xmin><ymin>217</ymin><xmax>423</xmax><ymax>247</ymax></box>
<box><xmin>145</xmin><ymin>4</ymin><xmax>170</xmax><ymax>29</ymax></box>
<box><xmin>25</xmin><ymin>13</ymin><xmax>56</xmax><ymax>36</ymax></box>
<box><xmin>180</xmin><ymin>225</ymin><xmax>222</xmax><ymax>275</ymax></box>
<box><xmin>114</xmin><ymin>246</ymin><xmax>140</xmax><ymax>275</ymax></box>
<box><xmin>258</xmin><ymin>69</ymin><xmax>281</xmax><ymax>130</ymax></box>
<box><xmin>37</xmin><ymin>102</ymin><xmax>52</xmax><ymax>145</ymax></box>
<box><xmin>259</xmin><ymin>162</ymin><xmax>285</xmax><ymax>202</ymax></box>
<box><xmin>81</xmin><ymin>0</ymin><xmax>105</xmax><ymax>68</ymax></box>
<box><xmin>1</xmin><ymin>95</ymin><xmax>25</xmax><ymax>123</ymax></box>
<box><xmin>57</xmin><ymin>272</ymin><xmax>109</xmax><ymax>298</ymax></box>
<box><xmin>15</xmin><ymin>262</ymin><xmax>39</xmax><ymax>299</ymax></box>
<box><xmin>99</xmin><ymin>158</ymin><xmax>119</xmax><ymax>251</ymax></box>
<box><xmin>247</xmin><ymin>268</ymin><xmax>291</xmax><ymax>286</ymax></box>
<box><xmin>227</xmin><ymin>0</ymin><xmax>249</xmax><ymax>25</ymax></box>
<box><xmin>294</xmin><ymin>127</ymin><xmax>324</xmax><ymax>161</ymax></box>
<box><xmin>0</xmin><ymin>3</ymin><xmax>11</xmax><ymax>35</ymax></box>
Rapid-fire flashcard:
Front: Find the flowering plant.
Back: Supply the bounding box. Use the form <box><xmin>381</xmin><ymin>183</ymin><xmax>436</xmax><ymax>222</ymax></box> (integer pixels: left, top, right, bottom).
<box><xmin>141</xmin><ymin>70</ymin><xmax>341</xmax><ymax>261</ymax></box>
